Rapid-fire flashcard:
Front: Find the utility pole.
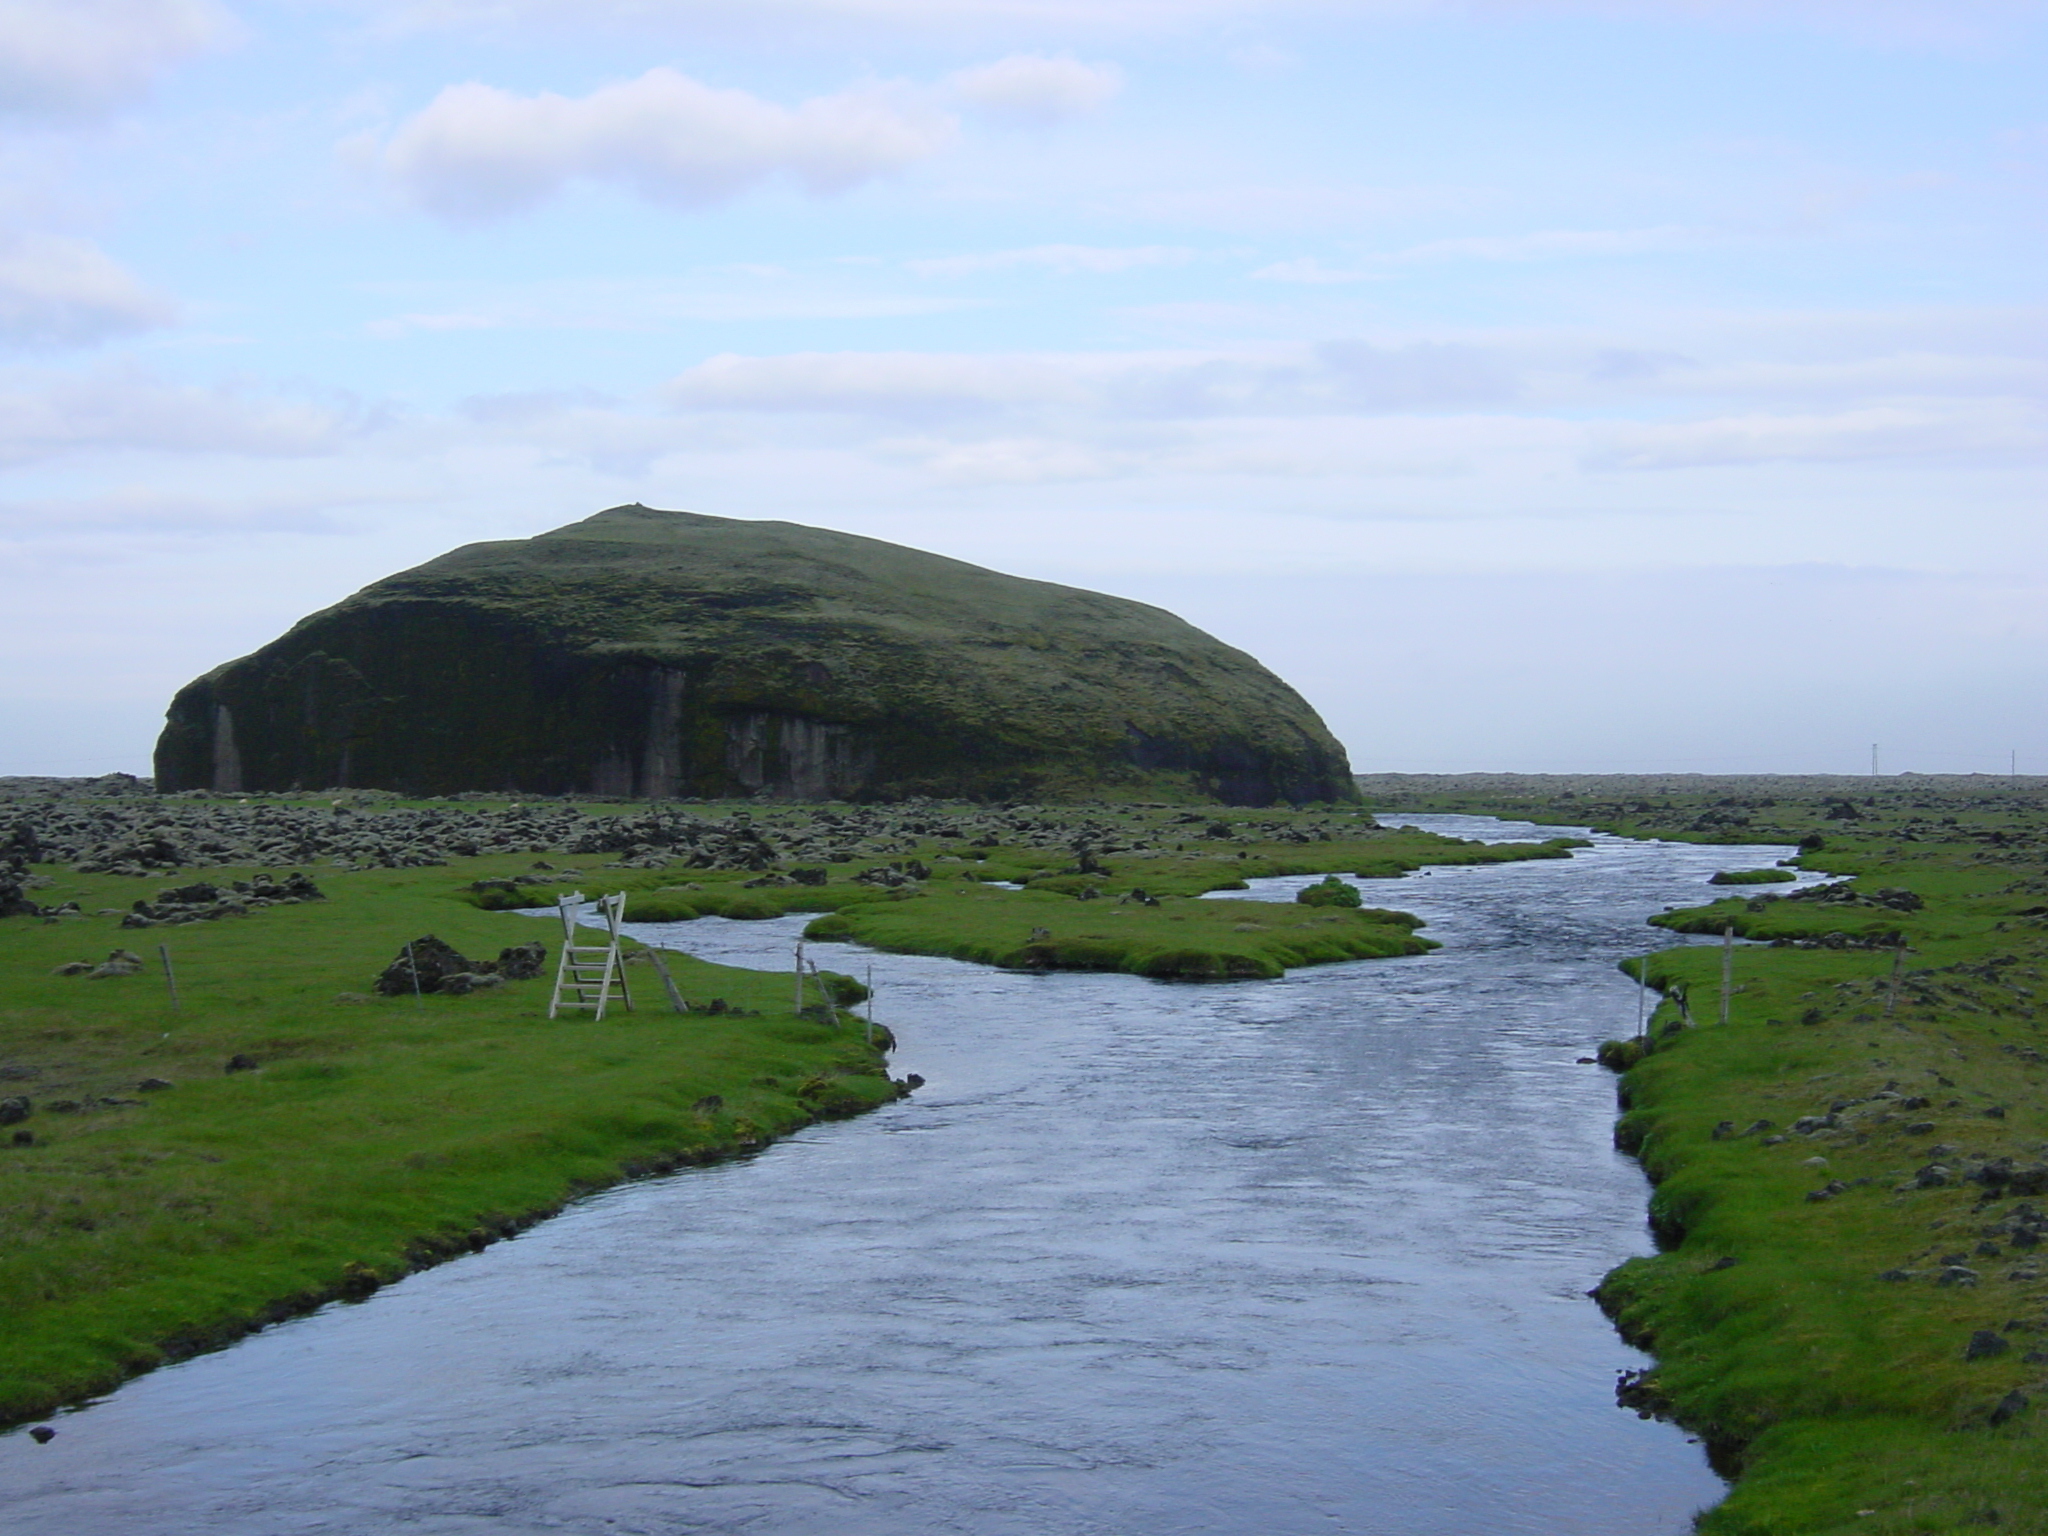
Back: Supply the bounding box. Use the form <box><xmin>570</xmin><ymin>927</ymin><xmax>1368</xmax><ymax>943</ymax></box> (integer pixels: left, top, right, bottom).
<box><xmin>1871</xmin><ymin>743</ymin><xmax>1880</xmax><ymax>777</ymax></box>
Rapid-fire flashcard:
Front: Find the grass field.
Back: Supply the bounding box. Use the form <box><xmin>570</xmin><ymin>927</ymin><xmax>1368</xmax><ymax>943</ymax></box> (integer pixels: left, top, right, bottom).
<box><xmin>0</xmin><ymin>794</ymin><xmax>1570</xmax><ymax>1427</ymax></box>
<box><xmin>0</xmin><ymin>847</ymin><xmax>901</xmax><ymax>1428</ymax></box>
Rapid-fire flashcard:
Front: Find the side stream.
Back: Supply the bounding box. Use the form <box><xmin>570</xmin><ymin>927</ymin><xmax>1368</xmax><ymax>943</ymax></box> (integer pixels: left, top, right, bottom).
<box><xmin>0</xmin><ymin>816</ymin><xmax>1797</xmax><ymax>1535</ymax></box>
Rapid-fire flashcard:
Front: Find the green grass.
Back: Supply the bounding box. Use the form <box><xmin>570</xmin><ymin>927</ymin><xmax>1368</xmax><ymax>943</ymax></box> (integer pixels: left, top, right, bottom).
<box><xmin>801</xmin><ymin>881</ymin><xmax>1431</xmax><ymax>978</ymax></box>
<box><xmin>1377</xmin><ymin>775</ymin><xmax>2048</xmax><ymax>1533</ymax></box>
<box><xmin>0</xmin><ymin>852</ymin><xmax>898</xmax><ymax>1428</ymax></box>
<box><xmin>0</xmin><ymin>800</ymin><xmax>1588</xmax><ymax>1427</ymax></box>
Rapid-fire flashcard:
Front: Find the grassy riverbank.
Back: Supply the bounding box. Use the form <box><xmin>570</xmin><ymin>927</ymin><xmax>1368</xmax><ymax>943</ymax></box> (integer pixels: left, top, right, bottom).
<box><xmin>0</xmin><ymin>851</ymin><xmax>903</xmax><ymax>1429</ymax></box>
<box><xmin>1</xmin><ymin>790</ymin><xmax>1576</xmax><ymax>1428</ymax></box>
<box><xmin>1366</xmin><ymin>774</ymin><xmax>2048</xmax><ymax>1534</ymax></box>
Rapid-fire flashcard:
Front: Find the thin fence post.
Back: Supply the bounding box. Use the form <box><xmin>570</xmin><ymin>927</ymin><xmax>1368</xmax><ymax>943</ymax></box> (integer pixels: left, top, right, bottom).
<box><xmin>405</xmin><ymin>941</ymin><xmax>425</xmax><ymax>1008</ymax></box>
<box><xmin>1885</xmin><ymin>943</ymin><xmax>1906</xmax><ymax>1016</ymax></box>
<box><xmin>794</xmin><ymin>941</ymin><xmax>806</xmax><ymax>1013</ymax></box>
<box><xmin>1720</xmin><ymin>925</ymin><xmax>1734</xmax><ymax>1026</ymax></box>
<box><xmin>157</xmin><ymin>944</ymin><xmax>180</xmax><ymax>1013</ymax></box>
<box><xmin>865</xmin><ymin>963</ymin><xmax>875</xmax><ymax>1046</ymax></box>
<box><xmin>1635</xmin><ymin>955</ymin><xmax>1649</xmax><ymax>1040</ymax></box>
<box><xmin>809</xmin><ymin>961</ymin><xmax>840</xmax><ymax>1028</ymax></box>
<box><xmin>647</xmin><ymin>946</ymin><xmax>690</xmax><ymax>1014</ymax></box>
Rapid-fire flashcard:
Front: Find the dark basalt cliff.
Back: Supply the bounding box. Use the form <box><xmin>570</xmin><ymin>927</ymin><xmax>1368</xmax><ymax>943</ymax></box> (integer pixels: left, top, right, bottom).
<box><xmin>154</xmin><ymin>505</ymin><xmax>1356</xmax><ymax>804</ymax></box>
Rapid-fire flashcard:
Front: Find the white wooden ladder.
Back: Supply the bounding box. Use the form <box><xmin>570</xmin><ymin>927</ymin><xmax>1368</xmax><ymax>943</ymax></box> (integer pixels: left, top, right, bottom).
<box><xmin>548</xmin><ymin>891</ymin><xmax>633</xmax><ymax>1021</ymax></box>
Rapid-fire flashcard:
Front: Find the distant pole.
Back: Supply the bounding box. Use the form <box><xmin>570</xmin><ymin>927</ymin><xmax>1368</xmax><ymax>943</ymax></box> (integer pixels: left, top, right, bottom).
<box><xmin>2014</xmin><ymin>750</ymin><xmax>2020</xmax><ymax>779</ymax></box>
<box><xmin>405</xmin><ymin>941</ymin><xmax>424</xmax><ymax>1008</ymax></box>
<box><xmin>1884</xmin><ymin>943</ymin><xmax>1906</xmax><ymax>1017</ymax></box>
<box><xmin>794</xmin><ymin>940</ymin><xmax>806</xmax><ymax>1013</ymax></box>
<box><xmin>1871</xmin><ymin>743</ymin><xmax>1880</xmax><ymax>777</ymax></box>
<box><xmin>1635</xmin><ymin>955</ymin><xmax>1648</xmax><ymax>1040</ymax></box>
<box><xmin>157</xmin><ymin>944</ymin><xmax>180</xmax><ymax>1013</ymax></box>
<box><xmin>1720</xmin><ymin>925</ymin><xmax>1735</xmax><ymax>1026</ymax></box>
<box><xmin>865</xmin><ymin>964</ymin><xmax>875</xmax><ymax>1046</ymax></box>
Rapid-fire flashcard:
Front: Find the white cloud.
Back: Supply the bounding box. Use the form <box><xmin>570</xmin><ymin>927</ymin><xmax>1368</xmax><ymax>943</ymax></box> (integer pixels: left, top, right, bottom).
<box><xmin>1586</xmin><ymin>404</ymin><xmax>2047</xmax><ymax>469</ymax></box>
<box><xmin>378</xmin><ymin>67</ymin><xmax>955</xmax><ymax>221</ymax></box>
<box><xmin>0</xmin><ymin>232</ymin><xmax>176</xmax><ymax>347</ymax></box>
<box><xmin>1254</xmin><ymin>227</ymin><xmax>1698</xmax><ymax>284</ymax></box>
<box><xmin>1392</xmin><ymin>225</ymin><xmax>1699</xmax><ymax>263</ymax></box>
<box><xmin>341</xmin><ymin>0</ymin><xmax>2034</xmax><ymax>47</ymax></box>
<box><xmin>0</xmin><ymin>366</ymin><xmax>372</xmax><ymax>466</ymax></box>
<box><xmin>1249</xmin><ymin>257</ymin><xmax>1385</xmax><ymax>284</ymax></box>
<box><xmin>909</xmin><ymin>243</ymin><xmax>1192</xmax><ymax>277</ymax></box>
<box><xmin>663</xmin><ymin>341</ymin><xmax>1521</xmax><ymax>424</ymax></box>
<box><xmin>0</xmin><ymin>0</ymin><xmax>232</xmax><ymax>119</ymax></box>
<box><xmin>944</xmin><ymin>54</ymin><xmax>1122</xmax><ymax>125</ymax></box>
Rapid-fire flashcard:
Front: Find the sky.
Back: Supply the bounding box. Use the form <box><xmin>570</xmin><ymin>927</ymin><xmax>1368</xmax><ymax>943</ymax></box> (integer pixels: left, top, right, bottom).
<box><xmin>2</xmin><ymin>0</ymin><xmax>2045</xmax><ymax>779</ymax></box>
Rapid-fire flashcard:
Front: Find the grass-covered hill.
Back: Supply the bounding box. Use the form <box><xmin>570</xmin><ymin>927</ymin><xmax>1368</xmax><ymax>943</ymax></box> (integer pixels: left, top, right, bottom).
<box><xmin>155</xmin><ymin>505</ymin><xmax>1355</xmax><ymax>805</ymax></box>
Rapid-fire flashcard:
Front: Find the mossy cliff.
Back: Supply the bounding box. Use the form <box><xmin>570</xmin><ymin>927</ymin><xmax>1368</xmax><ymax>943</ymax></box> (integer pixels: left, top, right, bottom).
<box><xmin>155</xmin><ymin>506</ymin><xmax>1354</xmax><ymax>804</ymax></box>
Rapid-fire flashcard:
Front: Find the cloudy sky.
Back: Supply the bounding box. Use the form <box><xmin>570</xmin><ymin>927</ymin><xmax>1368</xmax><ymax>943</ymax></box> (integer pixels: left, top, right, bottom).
<box><xmin>3</xmin><ymin>0</ymin><xmax>2044</xmax><ymax>778</ymax></box>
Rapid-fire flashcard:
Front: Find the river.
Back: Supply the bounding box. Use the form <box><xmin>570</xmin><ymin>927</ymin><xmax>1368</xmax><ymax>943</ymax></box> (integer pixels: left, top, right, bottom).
<box><xmin>2</xmin><ymin>816</ymin><xmax>1810</xmax><ymax>1533</ymax></box>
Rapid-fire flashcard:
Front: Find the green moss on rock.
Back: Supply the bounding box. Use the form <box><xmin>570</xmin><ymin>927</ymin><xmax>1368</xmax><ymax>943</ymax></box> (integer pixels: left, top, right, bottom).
<box><xmin>156</xmin><ymin>505</ymin><xmax>1355</xmax><ymax>805</ymax></box>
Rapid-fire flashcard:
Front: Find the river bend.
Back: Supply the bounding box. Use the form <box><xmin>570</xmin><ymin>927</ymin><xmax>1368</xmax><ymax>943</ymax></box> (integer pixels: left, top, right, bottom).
<box><xmin>2</xmin><ymin>816</ymin><xmax>1808</xmax><ymax>1533</ymax></box>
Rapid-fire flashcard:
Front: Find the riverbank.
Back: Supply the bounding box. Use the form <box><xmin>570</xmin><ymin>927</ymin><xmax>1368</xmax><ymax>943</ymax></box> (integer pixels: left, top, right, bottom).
<box><xmin>0</xmin><ymin>852</ymin><xmax>906</xmax><ymax>1430</ymax></box>
<box><xmin>1</xmin><ymin>791</ymin><xmax>1574</xmax><ymax>1429</ymax></box>
<box><xmin>1367</xmin><ymin>775</ymin><xmax>2048</xmax><ymax>1534</ymax></box>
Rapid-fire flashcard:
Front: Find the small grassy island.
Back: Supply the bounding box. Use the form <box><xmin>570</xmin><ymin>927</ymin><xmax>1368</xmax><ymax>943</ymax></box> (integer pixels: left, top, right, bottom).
<box><xmin>0</xmin><ymin>783</ymin><xmax>1575</xmax><ymax>1427</ymax></box>
<box><xmin>1366</xmin><ymin>773</ymin><xmax>2048</xmax><ymax>1536</ymax></box>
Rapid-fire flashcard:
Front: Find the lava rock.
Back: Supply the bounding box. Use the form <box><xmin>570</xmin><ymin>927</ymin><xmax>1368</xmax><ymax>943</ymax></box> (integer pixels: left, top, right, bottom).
<box><xmin>1966</xmin><ymin>1330</ymin><xmax>2013</xmax><ymax>1360</ymax></box>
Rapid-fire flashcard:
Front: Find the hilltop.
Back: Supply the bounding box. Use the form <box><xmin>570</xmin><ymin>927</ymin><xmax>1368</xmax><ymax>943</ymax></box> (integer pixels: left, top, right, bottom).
<box><xmin>155</xmin><ymin>506</ymin><xmax>1353</xmax><ymax>805</ymax></box>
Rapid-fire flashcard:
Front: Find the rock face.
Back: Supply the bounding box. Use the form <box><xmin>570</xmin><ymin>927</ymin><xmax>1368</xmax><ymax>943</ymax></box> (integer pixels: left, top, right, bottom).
<box><xmin>155</xmin><ymin>505</ymin><xmax>1355</xmax><ymax>804</ymax></box>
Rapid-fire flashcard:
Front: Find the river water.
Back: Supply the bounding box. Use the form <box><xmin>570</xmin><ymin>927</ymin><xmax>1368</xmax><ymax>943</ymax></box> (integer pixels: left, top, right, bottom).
<box><xmin>2</xmin><ymin>816</ymin><xmax>1811</xmax><ymax>1534</ymax></box>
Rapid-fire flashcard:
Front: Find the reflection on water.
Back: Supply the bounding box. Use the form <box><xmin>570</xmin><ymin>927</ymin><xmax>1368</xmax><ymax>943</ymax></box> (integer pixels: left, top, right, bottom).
<box><xmin>2</xmin><ymin>816</ymin><xmax>1795</xmax><ymax>1534</ymax></box>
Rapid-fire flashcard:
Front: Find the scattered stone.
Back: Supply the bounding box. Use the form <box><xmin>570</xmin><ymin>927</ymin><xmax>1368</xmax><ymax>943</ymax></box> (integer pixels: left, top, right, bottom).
<box><xmin>495</xmin><ymin>942</ymin><xmax>546</xmax><ymax>981</ymax></box>
<box><xmin>436</xmin><ymin>971</ymin><xmax>504</xmax><ymax>996</ymax></box>
<box><xmin>692</xmin><ymin>1095</ymin><xmax>724</xmax><ymax>1114</ymax></box>
<box><xmin>85</xmin><ymin>949</ymin><xmax>145</xmax><ymax>978</ymax></box>
<box><xmin>0</xmin><ymin>1096</ymin><xmax>28</xmax><ymax>1126</ymax></box>
<box><xmin>225</xmin><ymin>1054</ymin><xmax>259</xmax><ymax>1073</ymax></box>
<box><xmin>137</xmin><ymin>1078</ymin><xmax>172</xmax><ymax>1092</ymax></box>
<box><xmin>9</xmin><ymin>1130</ymin><xmax>31</xmax><ymax>1146</ymax></box>
<box><xmin>1989</xmin><ymin>1390</ymin><xmax>2030</xmax><ymax>1426</ymax></box>
<box><xmin>1938</xmin><ymin>1266</ymin><xmax>1981</xmax><ymax>1287</ymax></box>
<box><xmin>28</xmin><ymin>1426</ymin><xmax>54</xmax><ymax>1444</ymax></box>
<box><xmin>1966</xmin><ymin>1329</ymin><xmax>2012</xmax><ymax>1360</ymax></box>
<box><xmin>1877</xmin><ymin>1268</ymin><xmax>1917</xmax><ymax>1282</ymax></box>
<box><xmin>373</xmin><ymin>935</ymin><xmax>547</xmax><ymax>996</ymax></box>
